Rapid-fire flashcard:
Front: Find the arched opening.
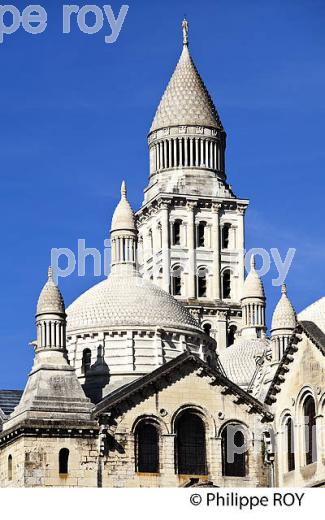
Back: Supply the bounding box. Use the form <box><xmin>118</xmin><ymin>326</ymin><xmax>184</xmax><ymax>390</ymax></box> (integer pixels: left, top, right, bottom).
<box><xmin>285</xmin><ymin>416</ymin><xmax>295</xmax><ymax>472</ymax></box>
<box><xmin>172</xmin><ymin>220</ymin><xmax>182</xmax><ymax>246</ymax></box>
<box><xmin>197</xmin><ymin>221</ymin><xmax>206</xmax><ymax>248</ymax></box>
<box><xmin>175</xmin><ymin>411</ymin><xmax>207</xmax><ymax>475</ymax></box>
<box><xmin>227</xmin><ymin>325</ymin><xmax>237</xmax><ymax>347</ymax></box>
<box><xmin>197</xmin><ymin>266</ymin><xmax>208</xmax><ymax>298</ymax></box>
<box><xmin>203</xmin><ymin>323</ymin><xmax>211</xmax><ymax>336</ymax></box>
<box><xmin>171</xmin><ymin>265</ymin><xmax>182</xmax><ymax>296</ymax></box>
<box><xmin>82</xmin><ymin>348</ymin><xmax>92</xmax><ymax>375</ymax></box>
<box><xmin>59</xmin><ymin>448</ymin><xmax>69</xmax><ymax>475</ymax></box>
<box><xmin>222</xmin><ymin>224</ymin><xmax>231</xmax><ymax>249</ymax></box>
<box><xmin>8</xmin><ymin>455</ymin><xmax>12</xmax><ymax>481</ymax></box>
<box><xmin>222</xmin><ymin>269</ymin><xmax>231</xmax><ymax>299</ymax></box>
<box><xmin>303</xmin><ymin>396</ymin><xmax>317</xmax><ymax>465</ymax></box>
<box><xmin>221</xmin><ymin>424</ymin><xmax>248</xmax><ymax>477</ymax></box>
<box><xmin>135</xmin><ymin>422</ymin><xmax>160</xmax><ymax>473</ymax></box>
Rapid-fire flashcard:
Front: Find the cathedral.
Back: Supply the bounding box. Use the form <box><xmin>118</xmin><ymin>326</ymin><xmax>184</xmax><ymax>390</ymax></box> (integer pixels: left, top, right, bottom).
<box><xmin>0</xmin><ymin>20</ymin><xmax>324</xmax><ymax>488</ymax></box>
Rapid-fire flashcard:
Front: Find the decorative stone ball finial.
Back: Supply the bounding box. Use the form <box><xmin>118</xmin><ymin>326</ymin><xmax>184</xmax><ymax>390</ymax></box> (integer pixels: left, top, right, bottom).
<box><xmin>182</xmin><ymin>17</ymin><xmax>189</xmax><ymax>46</ymax></box>
<box><xmin>281</xmin><ymin>283</ymin><xmax>287</xmax><ymax>294</ymax></box>
<box><xmin>121</xmin><ymin>180</ymin><xmax>127</xmax><ymax>199</ymax></box>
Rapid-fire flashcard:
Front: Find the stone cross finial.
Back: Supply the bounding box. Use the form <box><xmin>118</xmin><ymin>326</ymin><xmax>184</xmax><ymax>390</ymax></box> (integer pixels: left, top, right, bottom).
<box><xmin>121</xmin><ymin>180</ymin><xmax>127</xmax><ymax>198</ymax></box>
<box><xmin>182</xmin><ymin>18</ymin><xmax>189</xmax><ymax>46</ymax></box>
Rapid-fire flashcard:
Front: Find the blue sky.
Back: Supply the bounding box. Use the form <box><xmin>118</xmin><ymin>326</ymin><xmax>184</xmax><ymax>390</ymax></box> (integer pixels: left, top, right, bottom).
<box><xmin>0</xmin><ymin>0</ymin><xmax>324</xmax><ymax>388</ymax></box>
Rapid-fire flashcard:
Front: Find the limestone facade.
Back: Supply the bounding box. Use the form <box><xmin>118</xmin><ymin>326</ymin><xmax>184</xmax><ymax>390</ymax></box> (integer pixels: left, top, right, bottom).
<box><xmin>0</xmin><ymin>20</ymin><xmax>324</xmax><ymax>488</ymax></box>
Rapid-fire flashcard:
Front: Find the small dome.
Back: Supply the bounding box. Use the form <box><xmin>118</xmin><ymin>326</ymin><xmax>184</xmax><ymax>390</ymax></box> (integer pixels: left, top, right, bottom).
<box><xmin>219</xmin><ymin>337</ymin><xmax>271</xmax><ymax>388</ymax></box>
<box><xmin>150</xmin><ymin>36</ymin><xmax>223</xmax><ymax>133</ymax></box>
<box><xmin>111</xmin><ymin>181</ymin><xmax>135</xmax><ymax>233</ymax></box>
<box><xmin>242</xmin><ymin>256</ymin><xmax>265</xmax><ymax>300</ymax></box>
<box><xmin>66</xmin><ymin>270</ymin><xmax>201</xmax><ymax>334</ymax></box>
<box><xmin>271</xmin><ymin>284</ymin><xmax>296</xmax><ymax>331</ymax></box>
<box><xmin>36</xmin><ymin>267</ymin><xmax>65</xmax><ymax>315</ymax></box>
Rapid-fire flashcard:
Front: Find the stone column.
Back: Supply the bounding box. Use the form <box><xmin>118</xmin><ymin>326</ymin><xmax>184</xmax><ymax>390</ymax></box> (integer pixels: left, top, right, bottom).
<box><xmin>161</xmin><ymin>434</ymin><xmax>177</xmax><ymax>485</ymax></box>
<box><xmin>212</xmin><ymin>203</ymin><xmax>221</xmax><ymax>300</ymax></box>
<box><xmin>217</xmin><ymin>310</ymin><xmax>228</xmax><ymax>351</ymax></box>
<box><xmin>237</xmin><ymin>205</ymin><xmax>246</xmax><ymax>299</ymax></box>
<box><xmin>159</xmin><ymin>142</ymin><xmax>163</xmax><ymax>170</ymax></box>
<box><xmin>186</xmin><ymin>201</ymin><xmax>196</xmax><ymax>299</ymax></box>
<box><xmin>160</xmin><ymin>200</ymin><xmax>171</xmax><ymax>292</ymax></box>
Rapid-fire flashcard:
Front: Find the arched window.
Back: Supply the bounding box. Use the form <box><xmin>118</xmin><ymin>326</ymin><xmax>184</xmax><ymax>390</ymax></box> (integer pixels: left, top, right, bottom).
<box><xmin>203</xmin><ymin>323</ymin><xmax>211</xmax><ymax>336</ymax></box>
<box><xmin>197</xmin><ymin>222</ymin><xmax>206</xmax><ymax>248</ymax></box>
<box><xmin>222</xmin><ymin>424</ymin><xmax>248</xmax><ymax>477</ymax></box>
<box><xmin>222</xmin><ymin>269</ymin><xmax>231</xmax><ymax>299</ymax></box>
<box><xmin>285</xmin><ymin>416</ymin><xmax>295</xmax><ymax>472</ymax></box>
<box><xmin>171</xmin><ymin>265</ymin><xmax>182</xmax><ymax>296</ymax></box>
<box><xmin>303</xmin><ymin>396</ymin><xmax>317</xmax><ymax>465</ymax></box>
<box><xmin>172</xmin><ymin>220</ymin><xmax>182</xmax><ymax>246</ymax></box>
<box><xmin>8</xmin><ymin>455</ymin><xmax>12</xmax><ymax>481</ymax></box>
<box><xmin>135</xmin><ymin>422</ymin><xmax>159</xmax><ymax>473</ymax></box>
<box><xmin>227</xmin><ymin>325</ymin><xmax>237</xmax><ymax>347</ymax></box>
<box><xmin>82</xmin><ymin>348</ymin><xmax>92</xmax><ymax>375</ymax></box>
<box><xmin>222</xmin><ymin>224</ymin><xmax>231</xmax><ymax>249</ymax></box>
<box><xmin>197</xmin><ymin>266</ymin><xmax>208</xmax><ymax>297</ymax></box>
<box><xmin>59</xmin><ymin>448</ymin><xmax>69</xmax><ymax>475</ymax></box>
<box><xmin>175</xmin><ymin>411</ymin><xmax>207</xmax><ymax>475</ymax></box>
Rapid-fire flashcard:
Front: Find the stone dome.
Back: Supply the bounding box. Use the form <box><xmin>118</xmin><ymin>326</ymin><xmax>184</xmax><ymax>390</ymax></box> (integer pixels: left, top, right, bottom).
<box><xmin>111</xmin><ymin>181</ymin><xmax>135</xmax><ymax>232</ymax></box>
<box><xmin>271</xmin><ymin>284</ymin><xmax>296</xmax><ymax>331</ymax></box>
<box><xmin>150</xmin><ymin>42</ymin><xmax>223</xmax><ymax>133</ymax></box>
<box><xmin>66</xmin><ymin>269</ymin><xmax>201</xmax><ymax>334</ymax></box>
<box><xmin>37</xmin><ymin>267</ymin><xmax>65</xmax><ymax>315</ymax></box>
<box><xmin>219</xmin><ymin>337</ymin><xmax>271</xmax><ymax>388</ymax></box>
<box><xmin>298</xmin><ymin>296</ymin><xmax>325</xmax><ymax>334</ymax></box>
<box><xmin>242</xmin><ymin>256</ymin><xmax>265</xmax><ymax>300</ymax></box>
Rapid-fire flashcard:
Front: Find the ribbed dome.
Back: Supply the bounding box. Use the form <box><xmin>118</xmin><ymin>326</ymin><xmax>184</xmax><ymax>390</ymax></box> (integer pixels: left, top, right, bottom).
<box><xmin>219</xmin><ymin>337</ymin><xmax>271</xmax><ymax>388</ymax></box>
<box><xmin>66</xmin><ymin>270</ymin><xmax>201</xmax><ymax>334</ymax></box>
<box><xmin>36</xmin><ymin>267</ymin><xmax>65</xmax><ymax>315</ymax></box>
<box><xmin>271</xmin><ymin>284</ymin><xmax>296</xmax><ymax>331</ymax></box>
<box><xmin>298</xmin><ymin>296</ymin><xmax>325</xmax><ymax>334</ymax></box>
<box><xmin>111</xmin><ymin>181</ymin><xmax>135</xmax><ymax>232</ymax></box>
<box><xmin>150</xmin><ymin>42</ymin><xmax>223</xmax><ymax>133</ymax></box>
<box><xmin>242</xmin><ymin>256</ymin><xmax>265</xmax><ymax>300</ymax></box>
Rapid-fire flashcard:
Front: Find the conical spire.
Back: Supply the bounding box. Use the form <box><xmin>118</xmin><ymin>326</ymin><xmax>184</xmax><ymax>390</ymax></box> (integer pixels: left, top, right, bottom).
<box><xmin>36</xmin><ymin>266</ymin><xmax>65</xmax><ymax>315</ymax></box>
<box><xmin>110</xmin><ymin>181</ymin><xmax>137</xmax><ymax>269</ymax></box>
<box><xmin>242</xmin><ymin>255</ymin><xmax>265</xmax><ymax>300</ymax></box>
<box><xmin>2</xmin><ymin>266</ymin><xmax>94</xmax><ymax>432</ymax></box>
<box><xmin>150</xmin><ymin>20</ymin><xmax>223</xmax><ymax>133</ymax></box>
<box><xmin>241</xmin><ymin>255</ymin><xmax>266</xmax><ymax>337</ymax></box>
<box><xmin>271</xmin><ymin>283</ymin><xmax>296</xmax><ymax>331</ymax></box>
<box><xmin>111</xmin><ymin>181</ymin><xmax>136</xmax><ymax>233</ymax></box>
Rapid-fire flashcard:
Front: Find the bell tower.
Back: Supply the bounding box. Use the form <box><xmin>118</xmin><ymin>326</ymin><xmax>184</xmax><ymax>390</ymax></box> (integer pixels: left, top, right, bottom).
<box><xmin>137</xmin><ymin>21</ymin><xmax>249</xmax><ymax>351</ymax></box>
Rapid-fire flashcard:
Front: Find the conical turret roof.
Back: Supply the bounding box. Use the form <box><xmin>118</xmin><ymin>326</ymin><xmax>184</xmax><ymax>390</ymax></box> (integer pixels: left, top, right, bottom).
<box><xmin>111</xmin><ymin>181</ymin><xmax>136</xmax><ymax>233</ymax></box>
<box><xmin>150</xmin><ymin>20</ymin><xmax>223</xmax><ymax>133</ymax></box>
<box><xmin>271</xmin><ymin>284</ymin><xmax>296</xmax><ymax>331</ymax></box>
<box><xmin>36</xmin><ymin>267</ymin><xmax>65</xmax><ymax>315</ymax></box>
<box><xmin>242</xmin><ymin>256</ymin><xmax>265</xmax><ymax>300</ymax></box>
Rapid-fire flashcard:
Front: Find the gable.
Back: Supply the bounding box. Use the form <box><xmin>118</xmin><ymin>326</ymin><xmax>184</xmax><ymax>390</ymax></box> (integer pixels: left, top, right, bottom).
<box><xmin>265</xmin><ymin>323</ymin><xmax>325</xmax><ymax>407</ymax></box>
<box><xmin>94</xmin><ymin>352</ymin><xmax>272</xmax><ymax>425</ymax></box>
